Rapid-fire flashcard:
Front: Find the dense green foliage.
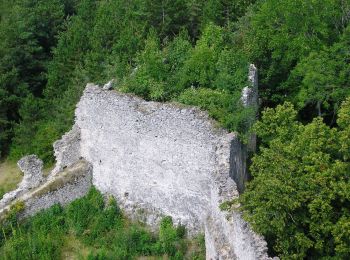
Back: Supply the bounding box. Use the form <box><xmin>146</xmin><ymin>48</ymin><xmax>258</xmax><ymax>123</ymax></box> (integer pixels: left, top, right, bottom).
<box><xmin>287</xmin><ymin>25</ymin><xmax>350</xmax><ymax>122</ymax></box>
<box><xmin>1</xmin><ymin>0</ymin><xmax>348</xmax><ymax>164</ymax></box>
<box><xmin>0</xmin><ymin>0</ymin><xmax>68</xmax><ymax>157</ymax></box>
<box><xmin>1</xmin><ymin>0</ymin><xmax>348</xmax><ymax>163</ymax></box>
<box><xmin>243</xmin><ymin>0</ymin><xmax>349</xmax><ymax>106</ymax></box>
<box><xmin>0</xmin><ymin>187</ymin><xmax>205</xmax><ymax>259</ymax></box>
<box><xmin>240</xmin><ymin>98</ymin><xmax>350</xmax><ymax>259</ymax></box>
<box><xmin>2</xmin><ymin>0</ymin><xmax>258</xmax><ymax>163</ymax></box>
<box><xmin>1</xmin><ymin>1</ymin><xmax>350</xmax><ymax>258</ymax></box>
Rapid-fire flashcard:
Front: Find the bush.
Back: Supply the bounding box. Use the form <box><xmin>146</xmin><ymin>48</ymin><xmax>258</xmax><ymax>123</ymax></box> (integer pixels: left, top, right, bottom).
<box><xmin>0</xmin><ymin>187</ymin><xmax>205</xmax><ymax>259</ymax></box>
<box><xmin>176</xmin><ymin>88</ymin><xmax>255</xmax><ymax>134</ymax></box>
<box><xmin>0</xmin><ymin>204</ymin><xmax>66</xmax><ymax>260</ymax></box>
<box><xmin>240</xmin><ymin>99</ymin><xmax>350</xmax><ymax>258</ymax></box>
<box><xmin>65</xmin><ymin>186</ymin><xmax>104</xmax><ymax>235</ymax></box>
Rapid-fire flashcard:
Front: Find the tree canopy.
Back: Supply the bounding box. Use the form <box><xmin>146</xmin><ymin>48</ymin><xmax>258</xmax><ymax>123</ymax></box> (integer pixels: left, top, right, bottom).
<box><xmin>2</xmin><ymin>0</ymin><xmax>348</xmax><ymax>164</ymax></box>
<box><xmin>0</xmin><ymin>1</ymin><xmax>349</xmax><ymax>257</ymax></box>
<box><xmin>241</xmin><ymin>99</ymin><xmax>350</xmax><ymax>258</ymax></box>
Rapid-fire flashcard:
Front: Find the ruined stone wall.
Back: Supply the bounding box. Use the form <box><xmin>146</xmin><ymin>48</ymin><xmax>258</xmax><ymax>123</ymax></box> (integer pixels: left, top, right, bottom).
<box><xmin>21</xmin><ymin>160</ymin><xmax>92</xmax><ymax>217</ymax></box>
<box><xmin>231</xmin><ymin>64</ymin><xmax>259</xmax><ymax>193</ymax></box>
<box><xmin>0</xmin><ymin>155</ymin><xmax>44</xmax><ymax>209</ymax></box>
<box><xmin>0</xmin><ymin>66</ymin><xmax>271</xmax><ymax>259</ymax></box>
<box><xmin>72</xmin><ymin>84</ymin><xmax>270</xmax><ymax>259</ymax></box>
<box><xmin>229</xmin><ymin>138</ymin><xmax>248</xmax><ymax>194</ymax></box>
<box><xmin>0</xmin><ymin>158</ymin><xmax>92</xmax><ymax>220</ymax></box>
<box><xmin>76</xmin><ymin>85</ymin><xmax>223</xmax><ymax>232</ymax></box>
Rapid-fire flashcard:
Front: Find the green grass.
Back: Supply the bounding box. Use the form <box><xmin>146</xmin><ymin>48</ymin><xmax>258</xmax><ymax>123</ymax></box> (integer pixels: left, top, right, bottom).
<box><xmin>0</xmin><ymin>159</ymin><xmax>55</xmax><ymax>200</ymax></box>
<box><xmin>0</xmin><ymin>187</ymin><xmax>205</xmax><ymax>260</ymax></box>
<box><xmin>61</xmin><ymin>233</ymin><xmax>92</xmax><ymax>259</ymax></box>
<box><xmin>0</xmin><ymin>160</ymin><xmax>23</xmax><ymax>199</ymax></box>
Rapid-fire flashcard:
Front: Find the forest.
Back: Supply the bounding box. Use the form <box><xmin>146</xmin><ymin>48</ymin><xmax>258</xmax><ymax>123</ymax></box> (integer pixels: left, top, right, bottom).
<box><xmin>0</xmin><ymin>0</ymin><xmax>349</xmax><ymax>259</ymax></box>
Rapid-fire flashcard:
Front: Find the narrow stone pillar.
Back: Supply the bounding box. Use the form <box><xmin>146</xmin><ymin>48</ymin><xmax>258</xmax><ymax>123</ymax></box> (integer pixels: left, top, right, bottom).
<box><xmin>17</xmin><ymin>155</ymin><xmax>44</xmax><ymax>189</ymax></box>
<box><xmin>0</xmin><ymin>155</ymin><xmax>44</xmax><ymax>208</ymax></box>
<box><xmin>241</xmin><ymin>64</ymin><xmax>258</xmax><ymax>153</ymax></box>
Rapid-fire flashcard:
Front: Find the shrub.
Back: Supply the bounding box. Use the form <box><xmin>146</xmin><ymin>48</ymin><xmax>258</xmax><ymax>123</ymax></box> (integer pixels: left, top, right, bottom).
<box><xmin>240</xmin><ymin>99</ymin><xmax>350</xmax><ymax>258</ymax></box>
<box><xmin>0</xmin><ymin>187</ymin><xmax>205</xmax><ymax>259</ymax></box>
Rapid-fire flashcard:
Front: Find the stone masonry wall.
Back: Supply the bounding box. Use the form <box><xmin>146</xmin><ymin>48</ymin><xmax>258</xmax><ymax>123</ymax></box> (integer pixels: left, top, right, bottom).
<box><xmin>72</xmin><ymin>84</ymin><xmax>270</xmax><ymax>259</ymax></box>
<box><xmin>0</xmin><ymin>67</ymin><xmax>271</xmax><ymax>259</ymax></box>
<box><xmin>0</xmin><ymin>159</ymin><xmax>92</xmax><ymax>220</ymax></box>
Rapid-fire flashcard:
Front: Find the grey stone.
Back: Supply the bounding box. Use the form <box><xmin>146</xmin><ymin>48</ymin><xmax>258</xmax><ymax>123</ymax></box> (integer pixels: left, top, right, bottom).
<box><xmin>17</xmin><ymin>154</ymin><xmax>44</xmax><ymax>189</ymax></box>
<box><xmin>0</xmin><ymin>155</ymin><xmax>44</xmax><ymax>208</ymax></box>
<box><xmin>21</xmin><ymin>160</ymin><xmax>92</xmax><ymax>217</ymax></box>
<box><xmin>51</xmin><ymin>124</ymin><xmax>81</xmax><ymax>177</ymax></box>
<box><xmin>241</xmin><ymin>64</ymin><xmax>258</xmax><ymax>154</ymax></box>
<box><xmin>230</xmin><ymin>137</ymin><xmax>248</xmax><ymax>194</ymax></box>
<box><xmin>73</xmin><ymin>84</ymin><xmax>271</xmax><ymax>259</ymax></box>
<box><xmin>242</xmin><ymin>64</ymin><xmax>258</xmax><ymax>107</ymax></box>
<box><xmin>103</xmin><ymin>79</ymin><xmax>114</xmax><ymax>90</ymax></box>
<box><xmin>0</xmin><ymin>160</ymin><xmax>92</xmax><ymax>219</ymax></box>
<box><xmin>0</xmin><ymin>65</ymin><xmax>272</xmax><ymax>259</ymax></box>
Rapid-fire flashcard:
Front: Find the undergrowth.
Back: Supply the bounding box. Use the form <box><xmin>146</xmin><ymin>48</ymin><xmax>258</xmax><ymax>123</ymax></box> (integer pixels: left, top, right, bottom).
<box><xmin>0</xmin><ymin>187</ymin><xmax>205</xmax><ymax>259</ymax></box>
<box><xmin>0</xmin><ymin>160</ymin><xmax>23</xmax><ymax>200</ymax></box>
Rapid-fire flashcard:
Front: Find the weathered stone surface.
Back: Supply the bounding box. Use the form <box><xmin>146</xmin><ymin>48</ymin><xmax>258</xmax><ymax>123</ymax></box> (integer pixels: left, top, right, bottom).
<box><xmin>22</xmin><ymin>160</ymin><xmax>92</xmax><ymax>217</ymax></box>
<box><xmin>17</xmin><ymin>155</ymin><xmax>44</xmax><ymax>189</ymax></box>
<box><xmin>0</xmin><ymin>155</ymin><xmax>44</xmax><ymax>208</ymax></box>
<box><xmin>73</xmin><ymin>84</ymin><xmax>270</xmax><ymax>259</ymax></box>
<box><xmin>241</xmin><ymin>64</ymin><xmax>258</xmax><ymax>107</ymax></box>
<box><xmin>232</xmin><ymin>64</ymin><xmax>259</xmax><ymax>193</ymax></box>
<box><xmin>102</xmin><ymin>79</ymin><xmax>114</xmax><ymax>90</ymax></box>
<box><xmin>230</xmin><ymin>137</ymin><xmax>248</xmax><ymax>194</ymax></box>
<box><xmin>0</xmin><ymin>65</ymin><xmax>271</xmax><ymax>259</ymax></box>
<box><xmin>0</xmin><ymin>160</ymin><xmax>92</xmax><ymax>219</ymax></box>
<box><xmin>77</xmin><ymin>85</ymin><xmax>220</xmax><ymax>232</ymax></box>
<box><xmin>243</xmin><ymin>64</ymin><xmax>258</xmax><ymax>153</ymax></box>
<box><xmin>51</xmin><ymin>124</ymin><xmax>81</xmax><ymax>177</ymax></box>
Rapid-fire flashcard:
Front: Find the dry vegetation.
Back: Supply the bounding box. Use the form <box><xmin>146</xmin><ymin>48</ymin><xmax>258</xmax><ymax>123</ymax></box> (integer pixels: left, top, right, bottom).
<box><xmin>0</xmin><ymin>160</ymin><xmax>22</xmax><ymax>197</ymax></box>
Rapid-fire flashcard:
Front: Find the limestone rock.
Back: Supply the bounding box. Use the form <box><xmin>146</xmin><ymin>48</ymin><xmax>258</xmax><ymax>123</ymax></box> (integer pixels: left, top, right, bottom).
<box><xmin>103</xmin><ymin>79</ymin><xmax>114</xmax><ymax>90</ymax></box>
<box><xmin>0</xmin><ymin>155</ymin><xmax>44</xmax><ymax>208</ymax></box>
<box><xmin>241</xmin><ymin>64</ymin><xmax>258</xmax><ymax>107</ymax></box>
<box><xmin>17</xmin><ymin>155</ymin><xmax>44</xmax><ymax>189</ymax></box>
<box><xmin>51</xmin><ymin>124</ymin><xmax>81</xmax><ymax>177</ymax></box>
<box><xmin>73</xmin><ymin>84</ymin><xmax>271</xmax><ymax>259</ymax></box>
